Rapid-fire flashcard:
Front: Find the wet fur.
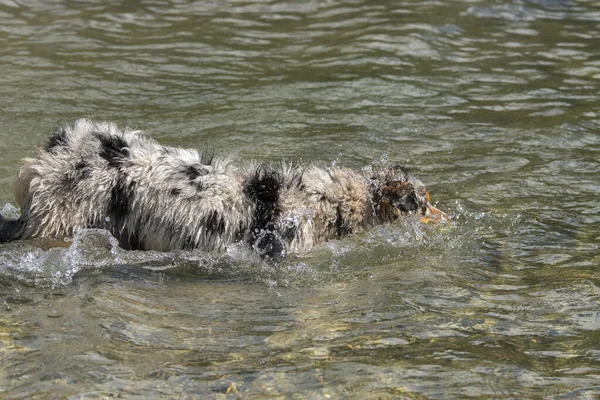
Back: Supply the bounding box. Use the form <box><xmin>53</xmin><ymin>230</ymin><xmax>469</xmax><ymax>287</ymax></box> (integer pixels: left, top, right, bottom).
<box><xmin>1</xmin><ymin>119</ymin><xmax>433</xmax><ymax>258</ymax></box>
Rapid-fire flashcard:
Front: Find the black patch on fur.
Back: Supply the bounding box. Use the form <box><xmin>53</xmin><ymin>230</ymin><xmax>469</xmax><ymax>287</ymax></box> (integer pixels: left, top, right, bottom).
<box><xmin>127</xmin><ymin>213</ymin><xmax>153</xmax><ymax>250</ymax></box>
<box><xmin>123</xmin><ymin>231</ymin><xmax>144</xmax><ymax>251</ymax></box>
<box><xmin>335</xmin><ymin>204</ymin><xmax>350</xmax><ymax>237</ymax></box>
<box><xmin>184</xmin><ymin>165</ymin><xmax>202</xmax><ymax>180</ymax></box>
<box><xmin>244</xmin><ymin>165</ymin><xmax>286</xmax><ymax>259</ymax></box>
<box><xmin>245</xmin><ymin>166</ymin><xmax>281</xmax><ymax>204</ymax></box>
<box><xmin>75</xmin><ymin>159</ymin><xmax>90</xmax><ymax>175</ymax></box>
<box><xmin>95</xmin><ymin>133</ymin><xmax>129</xmax><ymax>168</ymax></box>
<box><xmin>170</xmin><ymin>188</ymin><xmax>182</xmax><ymax>196</ymax></box>
<box><xmin>202</xmin><ymin>210</ymin><xmax>226</xmax><ymax>237</ymax></box>
<box><xmin>182</xmin><ymin>165</ymin><xmax>209</xmax><ymax>191</ymax></box>
<box><xmin>182</xmin><ymin>234</ymin><xmax>196</xmax><ymax>250</ymax></box>
<box><xmin>62</xmin><ymin>159</ymin><xmax>92</xmax><ymax>190</ymax></box>
<box><xmin>234</xmin><ymin>221</ymin><xmax>246</xmax><ymax>242</ymax></box>
<box><xmin>0</xmin><ymin>214</ymin><xmax>26</xmax><ymax>242</ymax></box>
<box><xmin>45</xmin><ymin>125</ymin><xmax>68</xmax><ymax>152</ymax></box>
<box><xmin>107</xmin><ymin>177</ymin><xmax>137</xmax><ymax>248</ymax></box>
<box><xmin>110</xmin><ymin>176</ymin><xmax>130</xmax><ymax>224</ymax></box>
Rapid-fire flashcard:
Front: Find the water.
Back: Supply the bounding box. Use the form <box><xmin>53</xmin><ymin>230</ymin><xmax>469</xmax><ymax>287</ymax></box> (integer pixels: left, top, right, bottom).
<box><xmin>1</xmin><ymin>0</ymin><xmax>599</xmax><ymax>398</ymax></box>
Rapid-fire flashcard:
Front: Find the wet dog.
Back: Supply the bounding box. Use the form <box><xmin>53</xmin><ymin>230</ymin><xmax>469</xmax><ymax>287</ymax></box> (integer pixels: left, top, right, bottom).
<box><xmin>0</xmin><ymin>119</ymin><xmax>445</xmax><ymax>258</ymax></box>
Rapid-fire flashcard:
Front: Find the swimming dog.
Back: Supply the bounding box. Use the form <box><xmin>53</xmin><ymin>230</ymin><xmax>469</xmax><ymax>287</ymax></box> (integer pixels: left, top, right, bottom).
<box><xmin>0</xmin><ymin>119</ymin><xmax>445</xmax><ymax>258</ymax></box>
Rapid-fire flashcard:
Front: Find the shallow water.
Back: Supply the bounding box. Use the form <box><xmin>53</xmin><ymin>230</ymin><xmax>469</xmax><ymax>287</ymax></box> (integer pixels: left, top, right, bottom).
<box><xmin>1</xmin><ymin>0</ymin><xmax>599</xmax><ymax>398</ymax></box>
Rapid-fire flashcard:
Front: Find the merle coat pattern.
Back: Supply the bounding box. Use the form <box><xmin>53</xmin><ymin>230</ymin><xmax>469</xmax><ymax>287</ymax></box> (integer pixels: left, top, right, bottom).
<box><xmin>0</xmin><ymin>119</ymin><xmax>444</xmax><ymax>258</ymax></box>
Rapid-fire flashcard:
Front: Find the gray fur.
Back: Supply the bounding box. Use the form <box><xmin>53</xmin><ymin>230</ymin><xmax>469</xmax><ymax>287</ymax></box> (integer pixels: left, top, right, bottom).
<box><xmin>1</xmin><ymin>119</ymin><xmax>439</xmax><ymax>257</ymax></box>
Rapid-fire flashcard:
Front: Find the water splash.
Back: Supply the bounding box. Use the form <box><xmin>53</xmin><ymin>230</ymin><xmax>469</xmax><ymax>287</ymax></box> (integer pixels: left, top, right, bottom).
<box><xmin>1</xmin><ymin>203</ymin><xmax>20</xmax><ymax>219</ymax></box>
<box><xmin>0</xmin><ymin>229</ymin><xmax>120</xmax><ymax>287</ymax></box>
<box><xmin>0</xmin><ymin>201</ymin><xmax>508</xmax><ymax>288</ymax></box>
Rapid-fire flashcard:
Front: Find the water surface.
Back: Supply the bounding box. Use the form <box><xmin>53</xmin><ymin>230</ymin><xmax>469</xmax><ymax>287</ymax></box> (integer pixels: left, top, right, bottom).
<box><xmin>1</xmin><ymin>0</ymin><xmax>599</xmax><ymax>398</ymax></box>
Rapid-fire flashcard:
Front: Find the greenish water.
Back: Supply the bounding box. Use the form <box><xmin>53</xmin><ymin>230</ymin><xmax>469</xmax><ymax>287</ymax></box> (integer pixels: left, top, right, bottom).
<box><xmin>1</xmin><ymin>0</ymin><xmax>599</xmax><ymax>398</ymax></box>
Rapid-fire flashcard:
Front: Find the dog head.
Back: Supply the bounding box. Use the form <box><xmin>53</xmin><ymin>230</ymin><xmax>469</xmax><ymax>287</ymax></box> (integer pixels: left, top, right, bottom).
<box><xmin>369</xmin><ymin>164</ymin><xmax>446</xmax><ymax>223</ymax></box>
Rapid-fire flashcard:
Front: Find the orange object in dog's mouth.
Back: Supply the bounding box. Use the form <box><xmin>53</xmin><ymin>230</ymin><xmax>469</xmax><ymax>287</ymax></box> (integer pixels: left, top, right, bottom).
<box><xmin>419</xmin><ymin>191</ymin><xmax>448</xmax><ymax>224</ymax></box>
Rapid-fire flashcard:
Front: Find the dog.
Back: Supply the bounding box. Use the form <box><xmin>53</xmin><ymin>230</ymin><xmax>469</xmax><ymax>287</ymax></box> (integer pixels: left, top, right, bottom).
<box><xmin>0</xmin><ymin>119</ymin><xmax>446</xmax><ymax>258</ymax></box>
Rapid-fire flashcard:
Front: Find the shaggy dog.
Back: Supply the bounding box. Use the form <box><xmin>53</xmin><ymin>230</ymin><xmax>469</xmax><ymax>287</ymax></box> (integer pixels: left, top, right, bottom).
<box><xmin>0</xmin><ymin>119</ymin><xmax>445</xmax><ymax>258</ymax></box>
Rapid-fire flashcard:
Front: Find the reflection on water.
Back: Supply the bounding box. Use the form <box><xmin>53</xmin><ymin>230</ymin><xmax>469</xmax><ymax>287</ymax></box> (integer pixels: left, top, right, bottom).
<box><xmin>1</xmin><ymin>0</ymin><xmax>599</xmax><ymax>398</ymax></box>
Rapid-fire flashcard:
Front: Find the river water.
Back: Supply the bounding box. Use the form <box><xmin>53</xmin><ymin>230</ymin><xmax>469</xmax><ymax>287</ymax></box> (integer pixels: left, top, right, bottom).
<box><xmin>1</xmin><ymin>0</ymin><xmax>599</xmax><ymax>398</ymax></box>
